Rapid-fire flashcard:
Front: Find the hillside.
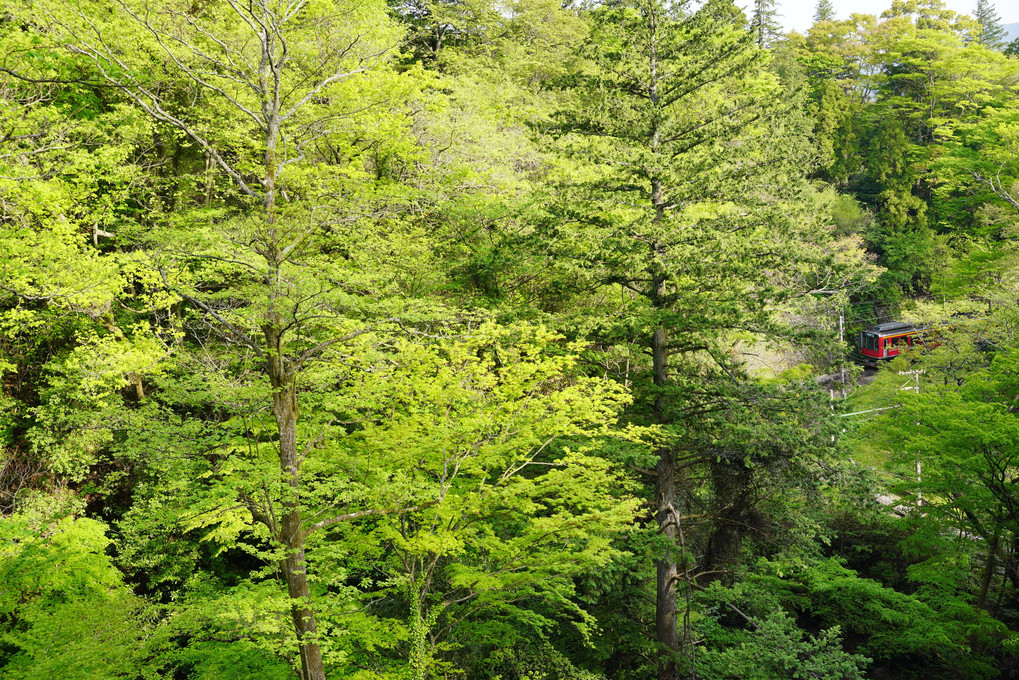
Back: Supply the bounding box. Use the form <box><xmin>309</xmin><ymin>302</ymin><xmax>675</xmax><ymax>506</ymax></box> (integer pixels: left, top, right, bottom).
<box><xmin>2</xmin><ymin>3</ymin><xmax>1019</xmax><ymax>680</ymax></box>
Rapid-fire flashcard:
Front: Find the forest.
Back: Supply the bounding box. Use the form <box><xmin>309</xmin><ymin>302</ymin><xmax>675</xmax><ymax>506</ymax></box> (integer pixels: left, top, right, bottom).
<box><xmin>1</xmin><ymin>0</ymin><xmax>1019</xmax><ymax>678</ymax></box>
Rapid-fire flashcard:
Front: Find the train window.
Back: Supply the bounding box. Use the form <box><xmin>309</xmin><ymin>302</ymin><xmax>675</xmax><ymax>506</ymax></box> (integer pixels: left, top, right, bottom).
<box><xmin>862</xmin><ymin>333</ymin><xmax>879</xmax><ymax>351</ymax></box>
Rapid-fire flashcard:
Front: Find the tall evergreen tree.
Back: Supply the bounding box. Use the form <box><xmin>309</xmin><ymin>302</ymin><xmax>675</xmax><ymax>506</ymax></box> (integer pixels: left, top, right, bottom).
<box><xmin>814</xmin><ymin>0</ymin><xmax>836</xmax><ymax>23</ymax></box>
<box><xmin>975</xmin><ymin>0</ymin><xmax>1007</xmax><ymax>49</ymax></box>
<box><xmin>751</xmin><ymin>0</ymin><xmax>782</xmax><ymax>47</ymax></box>
<box><xmin>552</xmin><ymin>0</ymin><xmax>841</xmax><ymax>677</ymax></box>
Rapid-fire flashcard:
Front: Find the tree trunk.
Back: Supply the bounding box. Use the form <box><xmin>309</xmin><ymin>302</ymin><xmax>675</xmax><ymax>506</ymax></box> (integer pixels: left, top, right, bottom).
<box><xmin>652</xmin><ymin>267</ymin><xmax>682</xmax><ymax>680</ymax></box>
<box><xmin>649</xmin><ymin>3</ymin><xmax>684</xmax><ymax>649</ymax></box>
<box><xmin>271</xmin><ymin>372</ymin><xmax>326</xmax><ymax>680</ymax></box>
<box><xmin>647</xmin><ymin>9</ymin><xmax>687</xmax><ymax>675</ymax></box>
<box><xmin>977</xmin><ymin>528</ymin><xmax>1001</xmax><ymax>611</ymax></box>
<box><xmin>655</xmin><ymin>440</ymin><xmax>682</xmax><ymax>680</ymax></box>
<box><xmin>257</xmin><ymin>50</ymin><xmax>327</xmax><ymax>675</ymax></box>
<box><xmin>282</xmin><ymin>537</ymin><xmax>325</xmax><ymax>680</ymax></box>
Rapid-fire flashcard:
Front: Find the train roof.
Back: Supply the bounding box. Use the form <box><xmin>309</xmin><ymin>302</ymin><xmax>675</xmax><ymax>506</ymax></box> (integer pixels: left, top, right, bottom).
<box><xmin>865</xmin><ymin>321</ymin><xmax>921</xmax><ymax>336</ymax></box>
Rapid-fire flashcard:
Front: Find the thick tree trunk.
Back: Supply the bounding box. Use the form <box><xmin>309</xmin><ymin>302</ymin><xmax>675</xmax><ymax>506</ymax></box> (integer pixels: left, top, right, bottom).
<box><xmin>652</xmin><ymin>268</ymin><xmax>682</xmax><ymax>680</ymax></box>
<box><xmin>257</xmin><ymin>64</ymin><xmax>327</xmax><ymax>677</ymax></box>
<box><xmin>282</xmin><ymin>542</ymin><xmax>325</xmax><ymax>680</ymax></box>
<box><xmin>271</xmin><ymin>372</ymin><xmax>326</xmax><ymax>680</ymax></box>
<box><xmin>648</xmin><ymin>7</ymin><xmax>685</xmax><ymax>649</ymax></box>
<box><xmin>655</xmin><ymin>440</ymin><xmax>682</xmax><ymax>680</ymax></box>
<box><xmin>647</xmin><ymin>11</ymin><xmax>687</xmax><ymax>674</ymax></box>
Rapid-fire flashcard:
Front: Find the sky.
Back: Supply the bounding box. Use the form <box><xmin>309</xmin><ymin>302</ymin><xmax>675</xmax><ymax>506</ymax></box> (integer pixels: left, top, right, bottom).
<box><xmin>738</xmin><ymin>0</ymin><xmax>1019</xmax><ymax>35</ymax></box>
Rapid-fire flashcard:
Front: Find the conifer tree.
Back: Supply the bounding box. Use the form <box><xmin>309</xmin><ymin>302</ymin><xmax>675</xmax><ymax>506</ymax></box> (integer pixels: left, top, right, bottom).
<box><xmin>553</xmin><ymin>0</ymin><xmax>835</xmax><ymax>677</ymax></box>
<box><xmin>814</xmin><ymin>0</ymin><xmax>836</xmax><ymax>23</ymax></box>
<box><xmin>751</xmin><ymin>0</ymin><xmax>782</xmax><ymax>47</ymax></box>
<box><xmin>975</xmin><ymin>0</ymin><xmax>1007</xmax><ymax>49</ymax></box>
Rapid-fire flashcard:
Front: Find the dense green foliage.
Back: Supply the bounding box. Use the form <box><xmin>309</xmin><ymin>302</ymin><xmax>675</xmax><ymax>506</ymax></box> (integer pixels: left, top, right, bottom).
<box><xmin>1</xmin><ymin>0</ymin><xmax>1019</xmax><ymax>679</ymax></box>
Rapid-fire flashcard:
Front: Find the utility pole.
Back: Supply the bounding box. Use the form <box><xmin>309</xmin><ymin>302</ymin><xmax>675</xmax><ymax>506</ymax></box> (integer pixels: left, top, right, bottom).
<box><xmin>839</xmin><ymin>307</ymin><xmax>846</xmax><ymax>399</ymax></box>
<box><xmin>899</xmin><ymin>369</ymin><xmax>924</xmax><ymax>507</ymax></box>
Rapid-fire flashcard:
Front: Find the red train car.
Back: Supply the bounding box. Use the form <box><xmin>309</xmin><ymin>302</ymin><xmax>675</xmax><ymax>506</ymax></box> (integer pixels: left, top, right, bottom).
<box><xmin>858</xmin><ymin>321</ymin><xmax>925</xmax><ymax>368</ymax></box>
